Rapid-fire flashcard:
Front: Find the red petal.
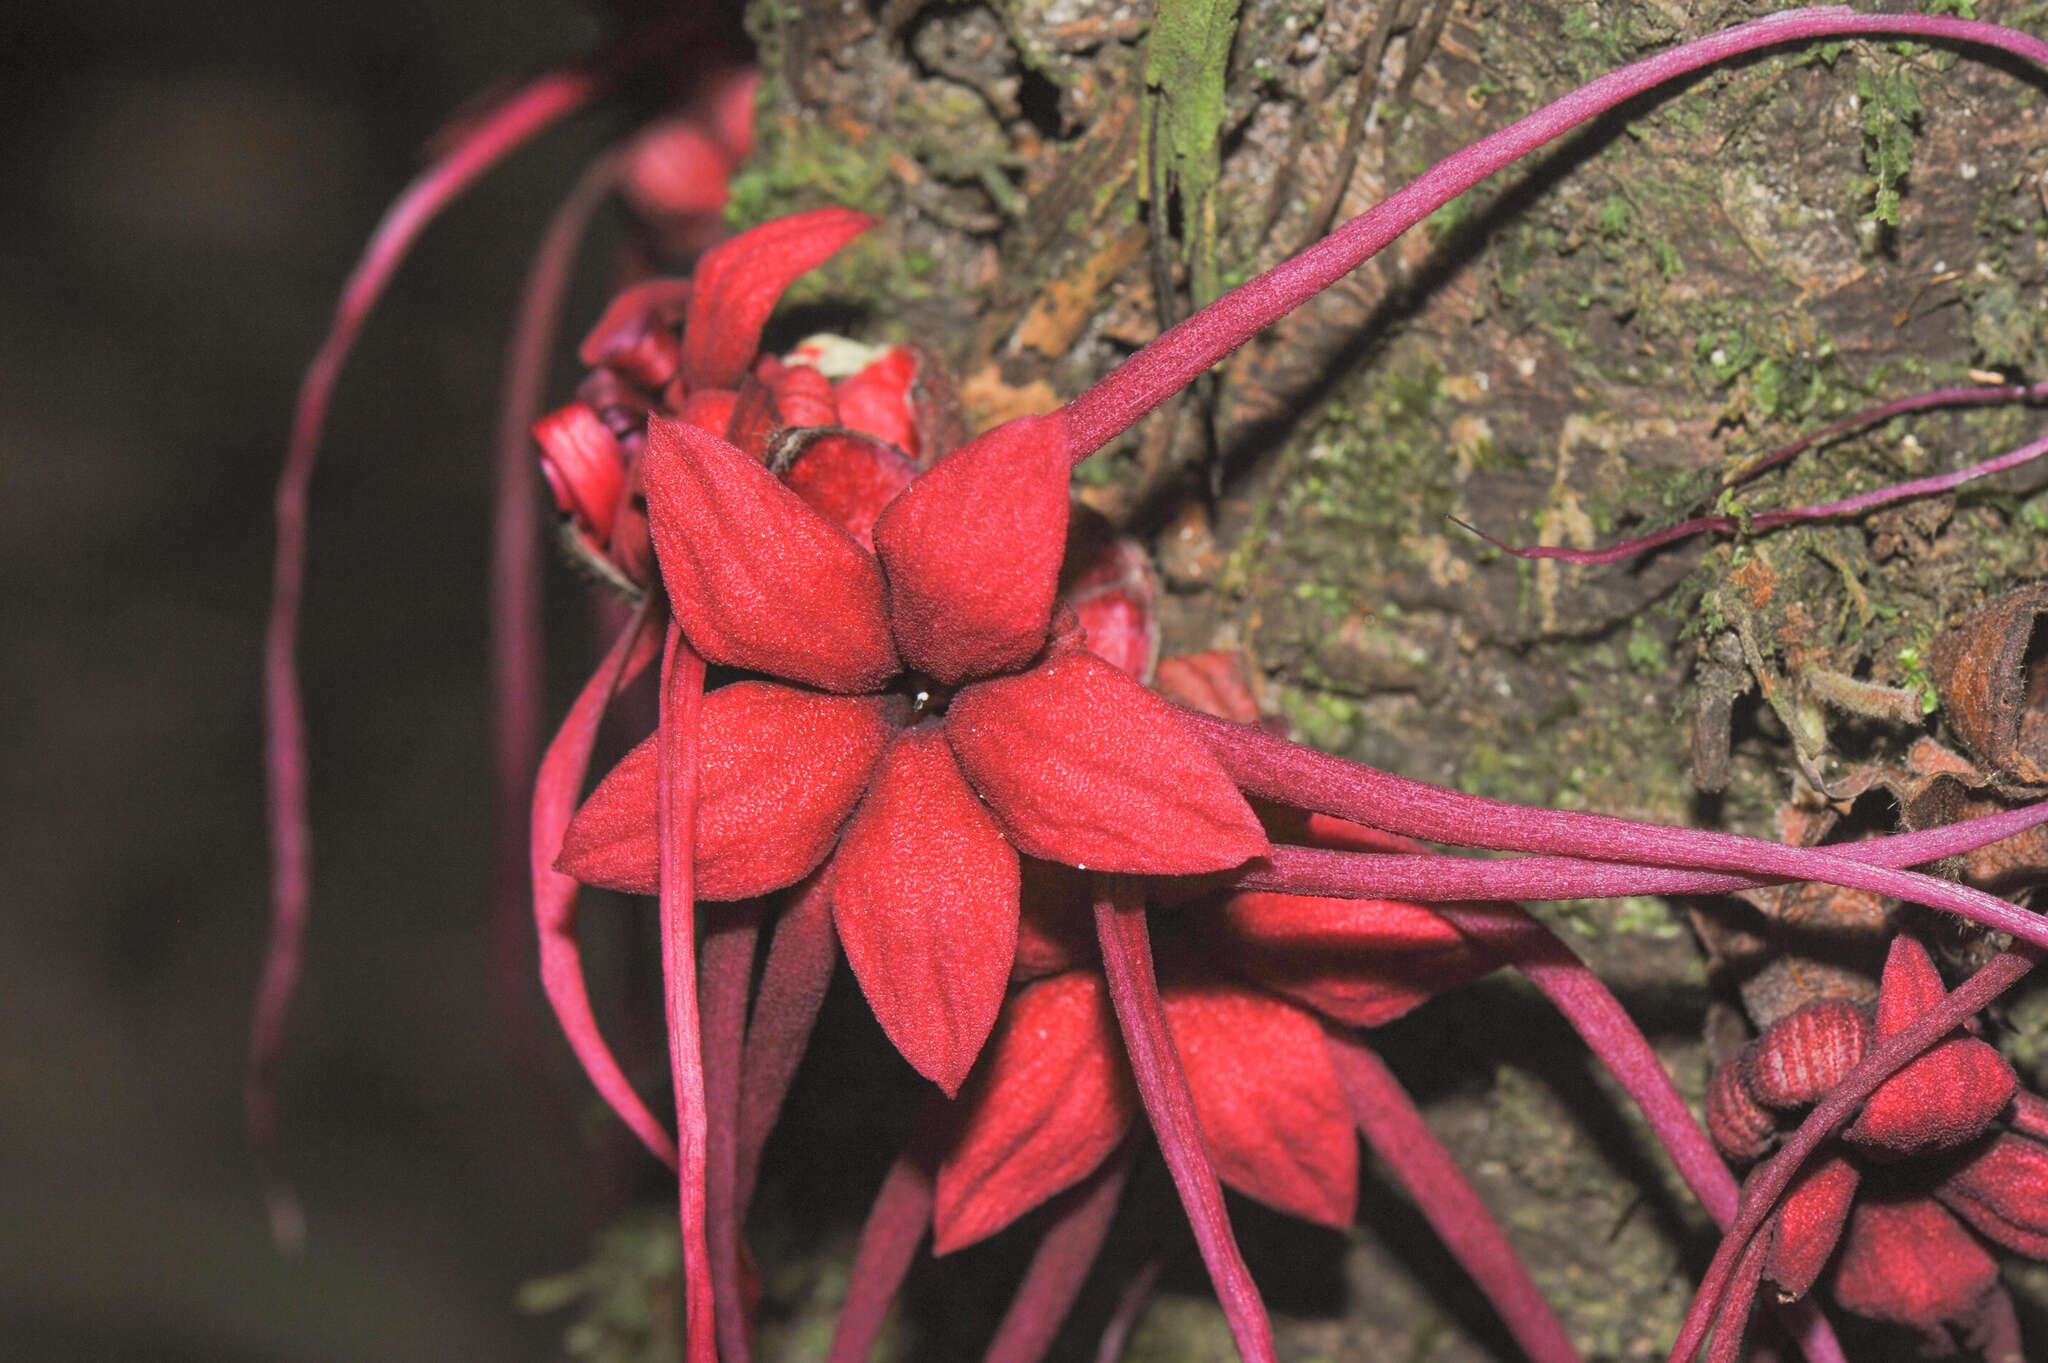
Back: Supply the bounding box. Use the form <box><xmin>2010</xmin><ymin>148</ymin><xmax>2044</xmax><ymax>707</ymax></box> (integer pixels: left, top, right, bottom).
<box><xmin>1845</xmin><ymin>935</ymin><xmax>2016</xmax><ymax>1157</ymax></box>
<box><xmin>947</xmin><ymin>651</ymin><xmax>1268</xmax><ymax>874</ymax></box>
<box><xmin>1162</xmin><ymin>968</ymin><xmax>1356</xmax><ymax>1227</ymax></box>
<box><xmin>1832</xmin><ymin>1197</ymin><xmax>1998</xmax><ymax>1335</ymax></box>
<box><xmin>678</xmin><ymin>388</ymin><xmax>738</xmax><ymax>440</ymax></box>
<box><xmin>934</xmin><ymin>972</ymin><xmax>1135</xmax><ymax>1253</ymax></box>
<box><xmin>642</xmin><ymin>416</ymin><xmax>898</xmax><ymax>692</ymax></box>
<box><xmin>577</xmin><ymin>276</ymin><xmax>690</xmax><ymax>387</ymax></box>
<box><xmin>1059</xmin><ymin>505</ymin><xmax>1158</xmax><ymax>682</ymax></box>
<box><xmin>532</xmin><ymin>403</ymin><xmax>626</xmax><ymax>542</ymax></box>
<box><xmin>831</xmin><ymin>728</ymin><xmax>1019</xmax><ymax>1095</ymax></box>
<box><xmin>786</xmin><ymin>436</ymin><xmax>918</xmax><ymax>552</ymax></box>
<box><xmin>680</xmin><ymin>207</ymin><xmax>875</xmax><ymax>390</ymax></box>
<box><xmin>1200</xmin><ymin>892</ymin><xmax>1495</xmax><ymax>1029</ymax></box>
<box><xmin>765</xmin><ymin>360</ymin><xmax>837</xmax><ymax>430</ymax></box>
<box><xmin>1764</xmin><ymin>1151</ymin><xmax>1859</xmax><ymax>1298</ymax></box>
<box><xmin>1935</xmin><ymin>1132</ymin><xmax>2048</xmax><ymax>1258</ymax></box>
<box><xmin>558</xmin><ymin>683</ymin><xmax>899</xmax><ymax>897</ymax></box>
<box><xmin>834</xmin><ymin>347</ymin><xmax>921</xmax><ymax>457</ymax></box>
<box><xmin>872</xmin><ymin>413</ymin><xmax>1072</xmax><ymax>685</ymax></box>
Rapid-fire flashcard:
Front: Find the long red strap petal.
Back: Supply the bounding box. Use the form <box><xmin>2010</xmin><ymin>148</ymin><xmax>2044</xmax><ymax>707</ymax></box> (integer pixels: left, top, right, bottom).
<box><xmin>1189</xmin><ymin>711</ymin><xmax>2048</xmax><ymax>952</ymax></box>
<box><xmin>1237</xmin><ymin>799</ymin><xmax>2048</xmax><ymax>903</ymax></box>
<box><xmin>487</xmin><ymin>152</ymin><xmax>622</xmax><ymax>1094</ymax></box>
<box><xmin>534</xmin><ymin>602</ymin><xmax>673</xmax><ymax>1166</ymax></box>
<box><xmin>1092</xmin><ymin>876</ymin><xmax>1275</xmax><ymax>1363</ymax></box>
<box><xmin>255</xmin><ymin>11</ymin><xmax>697</xmax><ymax>1176</ymax></box>
<box><xmin>656</xmin><ymin>623</ymin><xmax>715</xmax><ymax>1362</ymax></box>
<box><xmin>1325</xmin><ymin>1032</ymin><xmax>1580</xmax><ymax>1363</ymax></box>
<box><xmin>827</xmin><ymin>1100</ymin><xmax>948</xmax><ymax>1363</ymax></box>
<box><xmin>736</xmin><ymin>870</ymin><xmax>840</xmax><ymax>1214</ymax></box>
<box><xmin>701</xmin><ymin>899</ymin><xmax>762</xmax><ymax>1363</ymax></box>
<box><xmin>983</xmin><ymin>1140</ymin><xmax>1135</xmax><ymax>1363</ymax></box>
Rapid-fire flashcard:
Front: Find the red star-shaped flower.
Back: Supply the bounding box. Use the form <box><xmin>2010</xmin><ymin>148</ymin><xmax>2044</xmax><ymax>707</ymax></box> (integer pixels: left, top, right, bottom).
<box><xmin>547</xmin><ymin>216</ymin><xmax>1267</xmax><ymax>1096</ymax></box>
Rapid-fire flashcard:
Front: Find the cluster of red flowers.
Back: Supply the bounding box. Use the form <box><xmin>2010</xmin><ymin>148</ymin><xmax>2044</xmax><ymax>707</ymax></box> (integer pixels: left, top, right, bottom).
<box><xmin>264</xmin><ymin>9</ymin><xmax>2048</xmax><ymax>1363</ymax></box>
<box><xmin>1705</xmin><ymin>933</ymin><xmax>2048</xmax><ymax>1357</ymax></box>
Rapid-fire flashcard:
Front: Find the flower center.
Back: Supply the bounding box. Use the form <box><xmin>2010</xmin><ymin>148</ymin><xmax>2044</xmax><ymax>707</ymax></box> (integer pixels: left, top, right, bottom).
<box><xmin>902</xmin><ymin>672</ymin><xmax>956</xmax><ymax>722</ymax></box>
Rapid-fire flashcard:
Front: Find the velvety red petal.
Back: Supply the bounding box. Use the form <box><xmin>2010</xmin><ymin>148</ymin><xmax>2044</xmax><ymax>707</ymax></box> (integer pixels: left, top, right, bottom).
<box><xmin>786</xmin><ymin>436</ymin><xmax>918</xmax><ymax>552</ymax></box>
<box><xmin>831</xmin><ymin>727</ymin><xmax>1020</xmax><ymax>1095</ymax></box>
<box><xmin>872</xmin><ymin>413</ymin><xmax>1071</xmax><ymax>685</ymax></box>
<box><xmin>679</xmin><ymin>205</ymin><xmax>872</xmax><ymax>386</ymax></box>
<box><xmin>557</xmin><ymin>682</ymin><xmax>899</xmax><ymax>898</ymax></box>
<box><xmin>577</xmin><ymin>276</ymin><xmax>689</xmax><ymax>387</ymax></box>
<box><xmin>1745</xmin><ymin>1000</ymin><xmax>1871</xmax><ymax>1111</ymax></box>
<box><xmin>680</xmin><ymin>207</ymin><xmax>874</xmax><ymax>390</ymax></box>
<box><xmin>642</xmin><ymin>416</ymin><xmax>897</xmax><ymax>692</ymax></box>
<box><xmin>765</xmin><ymin>361</ymin><xmax>837</xmax><ymax>431</ymax></box>
<box><xmin>1199</xmin><ymin>891</ymin><xmax>1495</xmax><ymax>1029</ymax></box>
<box><xmin>1832</xmin><ymin>1197</ymin><xmax>1998</xmax><ymax>1335</ymax></box>
<box><xmin>947</xmin><ymin>650</ymin><xmax>1268</xmax><ymax>874</ymax></box>
<box><xmin>1935</xmin><ymin>1132</ymin><xmax>2048</xmax><ymax>1258</ymax></box>
<box><xmin>1845</xmin><ymin>934</ymin><xmax>2016</xmax><ymax>1157</ymax></box>
<box><xmin>1764</xmin><ymin>1150</ymin><xmax>1859</xmax><ymax>1298</ymax></box>
<box><xmin>833</xmin><ymin>347</ymin><xmax>920</xmax><ymax>457</ymax></box>
<box><xmin>678</xmin><ymin>387</ymin><xmax>737</xmax><ymax>440</ymax></box>
<box><xmin>1162</xmin><ymin>969</ymin><xmax>1356</xmax><ymax>1227</ymax></box>
<box><xmin>532</xmin><ymin>402</ymin><xmax>626</xmax><ymax>543</ymax></box>
<box><xmin>933</xmin><ymin>972</ymin><xmax>1136</xmax><ymax>1254</ymax></box>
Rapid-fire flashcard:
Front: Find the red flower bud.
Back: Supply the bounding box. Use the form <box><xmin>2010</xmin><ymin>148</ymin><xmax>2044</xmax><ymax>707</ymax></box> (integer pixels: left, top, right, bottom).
<box><xmin>1831</xmin><ymin>1197</ymin><xmax>1999</xmax><ymax>1344</ymax></box>
<box><xmin>1764</xmin><ymin>1150</ymin><xmax>1859</xmax><ymax>1299</ymax></box>
<box><xmin>1744</xmin><ymin>1000</ymin><xmax>1871</xmax><ymax>1110</ymax></box>
<box><xmin>1706</xmin><ymin>1046</ymin><xmax>1777</xmax><ymax>1163</ymax></box>
<box><xmin>1846</xmin><ymin>935</ymin><xmax>2016</xmax><ymax>1158</ymax></box>
<box><xmin>1935</xmin><ymin>1132</ymin><xmax>2048</xmax><ymax>1259</ymax></box>
<box><xmin>532</xmin><ymin>402</ymin><xmax>627</xmax><ymax>544</ymax></box>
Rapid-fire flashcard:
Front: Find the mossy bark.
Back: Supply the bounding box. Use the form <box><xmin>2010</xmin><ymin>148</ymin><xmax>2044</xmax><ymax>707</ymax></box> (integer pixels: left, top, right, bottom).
<box><xmin>727</xmin><ymin>2</ymin><xmax>2048</xmax><ymax>1359</ymax></box>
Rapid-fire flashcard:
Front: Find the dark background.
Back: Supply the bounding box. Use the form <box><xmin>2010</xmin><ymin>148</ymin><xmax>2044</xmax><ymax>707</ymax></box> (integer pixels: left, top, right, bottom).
<box><xmin>0</xmin><ymin>3</ymin><xmax>700</xmax><ymax>1357</ymax></box>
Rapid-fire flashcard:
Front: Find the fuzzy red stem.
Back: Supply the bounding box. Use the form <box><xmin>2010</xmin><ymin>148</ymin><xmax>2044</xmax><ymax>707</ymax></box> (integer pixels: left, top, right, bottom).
<box><xmin>1665</xmin><ymin>948</ymin><xmax>2040</xmax><ymax>1363</ymax></box>
<box><xmin>657</xmin><ymin>622</ymin><xmax>714</xmax><ymax>1363</ymax></box>
<box><xmin>701</xmin><ymin>899</ymin><xmax>762</xmax><ymax>1363</ymax></box>
<box><xmin>735</xmin><ymin>870</ymin><xmax>839</xmax><ymax>1216</ymax></box>
<box><xmin>1093</xmin><ymin>876</ymin><xmax>1276</xmax><ymax>1363</ymax></box>
<box><xmin>1237</xmin><ymin>798</ymin><xmax>2048</xmax><ymax>901</ymax></box>
<box><xmin>487</xmin><ymin>152</ymin><xmax>622</xmax><ymax>1093</ymax></box>
<box><xmin>1064</xmin><ymin>10</ymin><xmax>2048</xmax><ymax>460</ymax></box>
<box><xmin>532</xmin><ymin>601</ymin><xmax>674</xmax><ymax>1166</ymax></box>
<box><xmin>1187</xmin><ymin>711</ymin><xmax>2048</xmax><ymax>952</ymax></box>
<box><xmin>983</xmin><ymin>1140</ymin><xmax>1135</xmax><ymax>1363</ymax></box>
<box><xmin>827</xmin><ymin>1099</ymin><xmax>948</xmax><ymax>1363</ymax></box>
<box><xmin>1325</xmin><ymin>1032</ymin><xmax>1581</xmax><ymax>1363</ymax></box>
